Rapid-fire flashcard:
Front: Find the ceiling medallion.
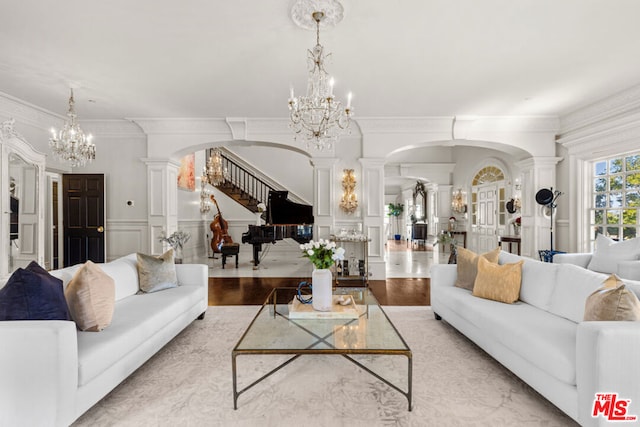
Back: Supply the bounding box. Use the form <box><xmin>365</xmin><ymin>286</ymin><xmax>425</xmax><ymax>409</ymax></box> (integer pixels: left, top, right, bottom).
<box><xmin>290</xmin><ymin>0</ymin><xmax>344</xmax><ymax>30</ymax></box>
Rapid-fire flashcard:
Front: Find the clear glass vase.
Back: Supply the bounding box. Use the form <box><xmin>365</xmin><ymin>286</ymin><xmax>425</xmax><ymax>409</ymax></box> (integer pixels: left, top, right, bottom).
<box><xmin>173</xmin><ymin>246</ymin><xmax>183</xmax><ymax>264</ymax></box>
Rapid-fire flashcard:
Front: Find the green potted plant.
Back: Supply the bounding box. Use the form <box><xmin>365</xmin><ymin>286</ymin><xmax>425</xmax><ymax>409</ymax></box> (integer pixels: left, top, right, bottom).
<box><xmin>388</xmin><ymin>203</ymin><xmax>404</xmax><ymax>241</ymax></box>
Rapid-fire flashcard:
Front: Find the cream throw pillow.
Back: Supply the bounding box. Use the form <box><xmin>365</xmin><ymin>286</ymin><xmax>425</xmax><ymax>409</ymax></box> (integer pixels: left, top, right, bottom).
<box><xmin>455</xmin><ymin>246</ymin><xmax>501</xmax><ymax>290</ymax></box>
<box><xmin>64</xmin><ymin>261</ymin><xmax>115</xmax><ymax>332</ymax></box>
<box><xmin>137</xmin><ymin>249</ymin><xmax>178</xmax><ymax>293</ymax></box>
<box><xmin>472</xmin><ymin>257</ymin><xmax>524</xmax><ymax>304</ymax></box>
<box><xmin>584</xmin><ymin>274</ymin><xmax>640</xmax><ymax>321</ymax></box>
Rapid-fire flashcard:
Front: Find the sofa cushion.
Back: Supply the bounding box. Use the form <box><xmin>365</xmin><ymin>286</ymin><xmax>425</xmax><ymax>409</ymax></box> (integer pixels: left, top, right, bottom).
<box><xmin>98</xmin><ymin>256</ymin><xmax>140</xmax><ymax>301</ymax></box>
<box><xmin>136</xmin><ymin>250</ymin><xmax>178</xmax><ymax>293</ymax></box>
<box><xmin>549</xmin><ymin>264</ymin><xmax>608</xmax><ymax>323</ymax></box>
<box><xmin>455</xmin><ymin>246</ymin><xmax>500</xmax><ymax>290</ymax></box>
<box><xmin>584</xmin><ymin>274</ymin><xmax>640</xmax><ymax>321</ymax></box>
<box><xmin>588</xmin><ymin>234</ymin><xmax>640</xmax><ymax>274</ymax></box>
<box><xmin>65</xmin><ymin>261</ymin><xmax>115</xmax><ymax>331</ymax></box>
<box><xmin>500</xmin><ymin>251</ymin><xmax>560</xmax><ymax>311</ymax></box>
<box><xmin>75</xmin><ymin>284</ymin><xmax>203</xmax><ymax>386</ymax></box>
<box><xmin>473</xmin><ymin>257</ymin><xmax>523</xmax><ymax>304</ymax></box>
<box><xmin>0</xmin><ymin>261</ymin><xmax>71</xmax><ymax>321</ymax></box>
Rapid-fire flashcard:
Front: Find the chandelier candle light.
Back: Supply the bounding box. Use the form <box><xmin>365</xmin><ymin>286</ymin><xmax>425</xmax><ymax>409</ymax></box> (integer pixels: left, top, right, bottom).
<box><xmin>49</xmin><ymin>89</ymin><xmax>96</xmax><ymax>167</ymax></box>
<box><xmin>288</xmin><ymin>9</ymin><xmax>353</xmax><ymax>150</ymax></box>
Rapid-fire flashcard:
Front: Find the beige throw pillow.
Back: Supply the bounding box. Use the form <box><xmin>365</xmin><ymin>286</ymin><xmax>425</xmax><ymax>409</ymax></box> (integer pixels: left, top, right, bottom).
<box><xmin>472</xmin><ymin>257</ymin><xmax>524</xmax><ymax>304</ymax></box>
<box><xmin>137</xmin><ymin>249</ymin><xmax>178</xmax><ymax>293</ymax></box>
<box><xmin>455</xmin><ymin>246</ymin><xmax>501</xmax><ymax>290</ymax></box>
<box><xmin>64</xmin><ymin>261</ymin><xmax>115</xmax><ymax>332</ymax></box>
<box><xmin>584</xmin><ymin>274</ymin><xmax>640</xmax><ymax>321</ymax></box>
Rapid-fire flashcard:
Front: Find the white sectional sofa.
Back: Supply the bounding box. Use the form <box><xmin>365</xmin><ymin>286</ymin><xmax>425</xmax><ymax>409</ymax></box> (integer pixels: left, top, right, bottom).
<box><xmin>554</xmin><ymin>252</ymin><xmax>640</xmax><ymax>281</ymax></box>
<box><xmin>554</xmin><ymin>234</ymin><xmax>640</xmax><ymax>281</ymax></box>
<box><xmin>431</xmin><ymin>251</ymin><xmax>640</xmax><ymax>426</ymax></box>
<box><xmin>0</xmin><ymin>254</ymin><xmax>208</xmax><ymax>427</ymax></box>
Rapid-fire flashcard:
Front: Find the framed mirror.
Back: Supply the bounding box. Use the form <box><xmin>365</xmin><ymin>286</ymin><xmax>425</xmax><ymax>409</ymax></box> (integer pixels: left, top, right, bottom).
<box><xmin>1</xmin><ymin>119</ymin><xmax>46</xmax><ymax>281</ymax></box>
<box><xmin>413</xmin><ymin>181</ymin><xmax>427</xmax><ymax>223</ymax></box>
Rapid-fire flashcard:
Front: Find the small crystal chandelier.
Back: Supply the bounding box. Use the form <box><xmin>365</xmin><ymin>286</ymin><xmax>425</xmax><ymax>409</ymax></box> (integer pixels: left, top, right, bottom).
<box><xmin>202</xmin><ymin>148</ymin><xmax>228</xmax><ymax>186</ymax></box>
<box><xmin>49</xmin><ymin>89</ymin><xmax>96</xmax><ymax>167</ymax></box>
<box><xmin>288</xmin><ymin>10</ymin><xmax>353</xmax><ymax>150</ymax></box>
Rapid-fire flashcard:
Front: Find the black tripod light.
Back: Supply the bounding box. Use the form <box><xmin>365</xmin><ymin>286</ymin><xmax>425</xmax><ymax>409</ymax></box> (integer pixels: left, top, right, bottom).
<box><xmin>535</xmin><ymin>187</ymin><xmax>563</xmax><ymax>252</ymax></box>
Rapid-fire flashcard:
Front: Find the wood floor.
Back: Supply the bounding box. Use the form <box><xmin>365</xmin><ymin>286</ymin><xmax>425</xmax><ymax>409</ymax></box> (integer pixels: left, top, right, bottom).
<box><xmin>208</xmin><ymin>277</ymin><xmax>430</xmax><ymax>306</ymax></box>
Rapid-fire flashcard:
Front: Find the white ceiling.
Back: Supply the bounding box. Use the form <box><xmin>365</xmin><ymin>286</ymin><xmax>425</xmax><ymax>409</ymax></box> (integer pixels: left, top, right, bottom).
<box><xmin>2</xmin><ymin>0</ymin><xmax>640</xmax><ymax>122</ymax></box>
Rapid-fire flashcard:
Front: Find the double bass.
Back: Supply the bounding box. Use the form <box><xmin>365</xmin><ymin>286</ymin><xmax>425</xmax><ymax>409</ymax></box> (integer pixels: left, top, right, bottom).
<box><xmin>210</xmin><ymin>196</ymin><xmax>233</xmax><ymax>253</ymax></box>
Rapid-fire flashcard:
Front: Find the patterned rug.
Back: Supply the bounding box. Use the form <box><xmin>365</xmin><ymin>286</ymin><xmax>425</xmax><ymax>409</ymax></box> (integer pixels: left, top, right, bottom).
<box><xmin>73</xmin><ymin>306</ymin><xmax>577</xmax><ymax>426</ymax></box>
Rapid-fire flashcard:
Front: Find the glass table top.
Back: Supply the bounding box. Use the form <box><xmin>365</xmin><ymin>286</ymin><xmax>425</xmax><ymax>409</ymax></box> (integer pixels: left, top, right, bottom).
<box><xmin>234</xmin><ymin>287</ymin><xmax>410</xmax><ymax>354</ymax></box>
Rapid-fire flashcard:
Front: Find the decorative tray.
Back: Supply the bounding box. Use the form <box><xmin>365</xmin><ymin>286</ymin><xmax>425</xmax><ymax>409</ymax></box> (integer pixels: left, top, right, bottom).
<box><xmin>288</xmin><ymin>295</ymin><xmax>360</xmax><ymax>319</ymax></box>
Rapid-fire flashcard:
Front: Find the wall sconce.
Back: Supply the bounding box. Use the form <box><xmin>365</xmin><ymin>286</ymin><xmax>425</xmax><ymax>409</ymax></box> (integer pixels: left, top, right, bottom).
<box><xmin>200</xmin><ymin>178</ymin><xmax>214</xmax><ymax>214</ymax></box>
<box><xmin>340</xmin><ymin>169</ymin><xmax>358</xmax><ymax>214</ymax></box>
<box><xmin>451</xmin><ymin>188</ymin><xmax>467</xmax><ymax>213</ymax></box>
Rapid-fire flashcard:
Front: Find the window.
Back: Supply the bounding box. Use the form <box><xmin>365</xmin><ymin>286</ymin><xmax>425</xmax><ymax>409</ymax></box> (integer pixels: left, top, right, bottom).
<box><xmin>591</xmin><ymin>153</ymin><xmax>640</xmax><ymax>243</ymax></box>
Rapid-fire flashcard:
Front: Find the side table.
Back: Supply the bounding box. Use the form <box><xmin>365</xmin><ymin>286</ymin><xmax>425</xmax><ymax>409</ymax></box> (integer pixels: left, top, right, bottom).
<box><xmin>498</xmin><ymin>235</ymin><xmax>521</xmax><ymax>255</ymax></box>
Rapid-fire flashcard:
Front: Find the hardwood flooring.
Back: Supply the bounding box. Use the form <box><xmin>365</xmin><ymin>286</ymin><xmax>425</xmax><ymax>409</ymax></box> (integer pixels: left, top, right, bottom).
<box><xmin>208</xmin><ymin>277</ymin><xmax>430</xmax><ymax>306</ymax></box>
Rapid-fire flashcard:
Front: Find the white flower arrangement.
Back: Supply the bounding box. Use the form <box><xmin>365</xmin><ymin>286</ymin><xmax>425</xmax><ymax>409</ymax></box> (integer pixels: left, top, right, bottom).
<box><xmin>300</xmin><ymin>239</ymin><xmax>346</xmax><ymax>270</ymax></box>
<box><xmin>257</xmin><ymin>202</ymin><xmax>266</xmax><ymax>213</ymax></box>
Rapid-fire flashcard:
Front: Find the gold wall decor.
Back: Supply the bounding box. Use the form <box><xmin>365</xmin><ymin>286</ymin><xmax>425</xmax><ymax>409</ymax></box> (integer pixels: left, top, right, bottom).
<box><xmin>340</xmin><ymin>169</ymin><xmax>358</xmax><ymax>214</ymax></box>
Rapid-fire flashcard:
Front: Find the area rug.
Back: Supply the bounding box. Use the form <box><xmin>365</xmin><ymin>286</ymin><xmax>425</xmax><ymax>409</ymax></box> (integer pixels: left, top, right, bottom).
<box><xmin>73</xmin><ymin>306</ymin><xmax>577</xmax><ymax>426</ymax></box>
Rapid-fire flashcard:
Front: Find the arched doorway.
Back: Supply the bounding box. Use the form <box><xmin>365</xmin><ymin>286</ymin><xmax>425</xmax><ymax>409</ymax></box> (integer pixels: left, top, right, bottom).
<box><xmin>471</xmin><ymin>166</ymin><xmax>506</xmax><ymax>252</ymax></box>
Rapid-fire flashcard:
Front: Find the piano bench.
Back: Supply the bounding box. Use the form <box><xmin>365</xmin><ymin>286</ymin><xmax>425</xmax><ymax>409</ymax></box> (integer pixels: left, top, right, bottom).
<box><xmin>221</xmin><ymin>243</ymin><xmax>240</xmax><ymax>269</ymax></box>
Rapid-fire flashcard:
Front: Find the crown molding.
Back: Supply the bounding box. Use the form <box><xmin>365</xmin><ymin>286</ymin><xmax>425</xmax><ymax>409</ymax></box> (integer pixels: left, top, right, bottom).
<box><xmin>0</xmin><ymin>92</ymin><xmax>61</xmax><ymax>131</ymax></box>
<box><xmin>560</xmin><ymin>83</ymin><xmax>640</xmax><ymax>134</ymax></box>
<box><xmin>81</xmin><ymin>119</ymin><xmax>146</xmax><ymax>138</ymax></box>
<box><xmin>356</xmin><ymin>116</ymin><xmax>559</xmax><ymax>136</ymax></box>
<box><xmin>129</xmin><ymin>118</ymin><xmax>232</xmax><ymax>135</ymax></box>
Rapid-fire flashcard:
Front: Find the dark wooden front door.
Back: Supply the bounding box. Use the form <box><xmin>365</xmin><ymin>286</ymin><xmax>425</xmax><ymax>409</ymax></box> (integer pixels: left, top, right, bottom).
<box><xmin>63</xmin><ymin>174</ymin><xmax>105</xmax><ymax>266</ymax></box>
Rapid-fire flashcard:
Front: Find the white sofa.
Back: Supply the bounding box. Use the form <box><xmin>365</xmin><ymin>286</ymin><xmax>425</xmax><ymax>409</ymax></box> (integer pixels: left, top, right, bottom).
<box><xmin>0</xmin><ymin>254</ymin><xmax>208</xmax><ymax>427</ymax></box>
<box><xmin>431</xmin><ymin>251</ymin><xmax>640</xmax><ymax>426</ymax></box>
<box><xmin>554</xmin><ymin>252</ymin><xmax>640</xmax><ymax>281</ymax></box>
<box><xmin>554</xmin><ymin>234</ymin><xmax>640</xmax><ymax>281</ymax></box>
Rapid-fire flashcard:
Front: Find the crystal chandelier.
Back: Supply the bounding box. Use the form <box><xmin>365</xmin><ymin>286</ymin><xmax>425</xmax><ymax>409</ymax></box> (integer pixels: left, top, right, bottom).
<box><xmin>288</xmin><ymin>10</ymin><xmax>352</xmax><ymax>150</ymax></box>
<box><xmin>49</xmin><ymin>89</ymin><xmax>96</xmax><ymax>167</ymax></box>
<box><xmin>202</xmin><ymin>148</ymin><xmax>228</xmax><ymax>186</ymax></box>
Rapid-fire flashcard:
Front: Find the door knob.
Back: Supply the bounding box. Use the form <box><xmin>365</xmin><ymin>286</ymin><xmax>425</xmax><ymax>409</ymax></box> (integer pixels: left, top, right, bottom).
<box><xmin>97</xmin><ymin>226</ymin><xmax>104</xmax><ymax>233</ymax></box>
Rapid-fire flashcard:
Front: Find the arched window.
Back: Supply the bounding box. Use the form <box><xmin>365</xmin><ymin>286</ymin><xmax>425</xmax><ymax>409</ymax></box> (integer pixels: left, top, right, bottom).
<box><xmin>472</xmin><ymin>166</ymin><xmax>505</xmax><ymax>185</ymax></box>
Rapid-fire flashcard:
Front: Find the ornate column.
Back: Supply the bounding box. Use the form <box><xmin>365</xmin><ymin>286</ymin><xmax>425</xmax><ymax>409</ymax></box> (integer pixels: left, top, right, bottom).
<box><xmin>142</xmin><ymin>158</ymin><xmax>180</xmax><ymax>255</ymax></box>
<box><xmin>516</xmin><ymin>156</ymin><xmax>563</xmax><ymax>258</ymax></box>
<box><xmin>359</xmin><ymin>157</ymin><xmax>386</xmax><ymax>280</ymax></box>
<box><xmin>310</xmin><ymin>157</ymin><xmax>338</xmax><ymax>240</ymax></box>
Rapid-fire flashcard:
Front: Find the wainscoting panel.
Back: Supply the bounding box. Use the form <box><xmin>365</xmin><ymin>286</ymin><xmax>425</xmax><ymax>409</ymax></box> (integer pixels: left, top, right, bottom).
<box><xmin>106</xmin><ymin>219</ymin><xmax>148</xmax><ymax>261</ymax></box>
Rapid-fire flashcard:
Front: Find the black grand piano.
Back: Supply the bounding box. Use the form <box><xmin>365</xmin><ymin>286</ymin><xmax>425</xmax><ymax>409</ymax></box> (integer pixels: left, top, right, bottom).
<box><xmin>241</xmin><ymin>191</ymin><xmax>313</xmax><ymax>267</ymax></box>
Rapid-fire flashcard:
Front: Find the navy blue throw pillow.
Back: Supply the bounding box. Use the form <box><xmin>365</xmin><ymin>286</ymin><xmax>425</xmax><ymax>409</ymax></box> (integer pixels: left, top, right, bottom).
<box><xmin>0</xmin><ymin>261</ymin><xmax>71</xmax><ymax>321</ymax></box>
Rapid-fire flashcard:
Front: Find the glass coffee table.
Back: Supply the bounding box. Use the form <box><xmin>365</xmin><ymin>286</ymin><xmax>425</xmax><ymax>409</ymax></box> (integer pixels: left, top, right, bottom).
<box><xmin>232</xmin><ymin>287</ymin><xmax>412</xmax><ymax>410</ymax></box>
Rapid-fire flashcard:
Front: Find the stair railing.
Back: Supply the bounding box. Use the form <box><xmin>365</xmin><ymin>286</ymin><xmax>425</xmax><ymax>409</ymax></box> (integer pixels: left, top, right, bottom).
<box><xmin>218</xmin><ymin>152</ymin><xmax>273</xmax><ymax>207</ymax></box>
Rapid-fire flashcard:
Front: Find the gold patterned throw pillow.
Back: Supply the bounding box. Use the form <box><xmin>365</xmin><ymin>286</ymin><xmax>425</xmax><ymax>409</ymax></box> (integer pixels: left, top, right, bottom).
<box><xmin>64</xmin><ymin>261</ymin><xmax>115</xmax><ymax>332</ymax></box>
<box><xmin>584</xmin><ymin>274</ymin><xmax>640</xmax><ymax>321</ymax></box>
<box><xmin>455</xmin><ymin>246</ymin><xmax>501</xmax><ymax>290</ymax></box>
<box><xmin>136</xmin><ymin>249</ymin><xmax>178</xmax><ymax>293</ymax></box>
<box><xmin>472</xmin><ymin>257</ymin><xmax>524</xmax><ymax>304</ymax></box>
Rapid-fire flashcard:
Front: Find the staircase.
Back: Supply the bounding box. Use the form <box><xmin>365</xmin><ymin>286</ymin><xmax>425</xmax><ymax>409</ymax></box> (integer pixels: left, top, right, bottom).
<box><xmin>212</xmin><ymin>149</ymin><xmax>307</xmax><ymax>213</ymax></box>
